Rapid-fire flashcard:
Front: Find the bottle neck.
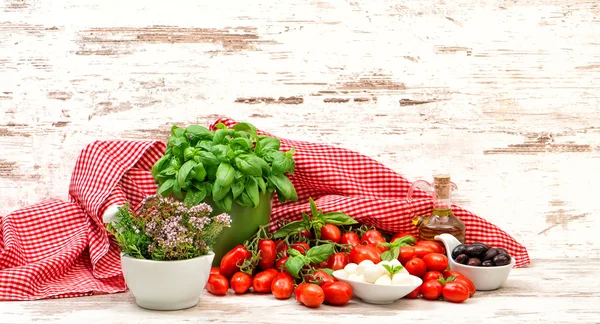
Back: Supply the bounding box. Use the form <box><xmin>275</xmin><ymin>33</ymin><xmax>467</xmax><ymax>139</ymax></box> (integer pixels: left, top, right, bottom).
<box><xmin>433</xmin><ymin>183</ymin><xmax>452</xmax><ymax>212</ymax></box>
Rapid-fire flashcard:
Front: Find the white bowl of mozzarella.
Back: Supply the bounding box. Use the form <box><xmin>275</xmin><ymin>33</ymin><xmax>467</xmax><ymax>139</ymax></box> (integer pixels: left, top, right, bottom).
<box><xmin>332</xmin><ymin>259</ymin><xmax>422</xmax><ymax>305</ymax></box>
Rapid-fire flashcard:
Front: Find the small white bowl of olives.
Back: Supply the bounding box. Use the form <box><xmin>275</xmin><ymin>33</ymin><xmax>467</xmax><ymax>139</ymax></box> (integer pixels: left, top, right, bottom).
<box><xmin>435</xmin><ymin>234</ymin><xmax>515</xmax><ymax>291</ymax></box>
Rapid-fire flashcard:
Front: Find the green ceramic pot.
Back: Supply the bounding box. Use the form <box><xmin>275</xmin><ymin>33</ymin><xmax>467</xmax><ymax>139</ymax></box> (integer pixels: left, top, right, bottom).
<box><xmin>204</xmin><ymin>192</ymin><xmax>274</xmax><ymax>266</ymax></box>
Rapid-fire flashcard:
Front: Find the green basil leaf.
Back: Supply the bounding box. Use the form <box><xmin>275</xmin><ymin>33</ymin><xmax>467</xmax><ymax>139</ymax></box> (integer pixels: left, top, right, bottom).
<box><xmin>320</xmin><ymin>212</ymin><xmax>359</xmax><ymax>226</ymax></box>
<box><xmin>183</xmin><ymin>187</ymin><xmax>202</xmax><ymax>207</ymax></box>
<box><xmin>231</xmin><ymin>180</ymin><xmax>244</xmax><ymax>199</ymax></box>
<box><xmin>320</xmin><ymin>268</ymin><xmax>334</xmax><ymax>276</ymax></box>
<box><xmin>256</xmin><ymin>176</ymin><xmax>266</xmax><ymax>193</ymax></box>
<box><xmin>171</xmin><ymin>125</ymin><xmax>185</xmax><ymax>137</ymax></box>
<box><xmin>172</xmin><ymin>180</ymin><xmax>183</xmax><ymax>200</ymax></box>
<box><xmin>214</xmin><ymin>122</ymin><xmax>227</xmax><ymax>130</ymax></box>
<box><xmin>236</xmin><ymin>192</ymin><xmax>253</xmax><ymax>207</ymax></box>
<box><xmin>285</xmin><ymin>256</ymin><xmax>306</xmax><ymax>279</ymax></box>
<box><xmin>391</xmin><ymin>246</ymin><xmax>400</xmax><ymax>260</ymax></box>
<box><xmin>287</xmin><ymin>249</ymin><xmax>303</xmax><ymax>258</ymax></box>
<box><xmin>380</xmin><ymin>250</ymin><xmax>393</xmax><ymax>261</ymax></box>
<box><xmin>191</xmin><ymin>182</ymin><xmax>208</xmax><ymax>203</ymax></box>
<box><xmin>213</xmin><ymin>129</ymin><xmax>228</xmax><ymax>145</ymax></box>
<box><xmin>229</xmin><ymin>137</ymin><xmax>252</xmax><ymax>150</ymax></box>
<box><xmin>159</xmin><ymin>167</ymin><xmax>177</xmax><ymax>176</ymax></box>
<box><xmin>194</xmin><ymin>151</ymin><xmax>218</xmax><ymax>167</ymax></box>
<box><xmin>212</xmin><ymin>182</ymin><xmax>230</xmax><ymax>201</ymax></box>
<box><xmin>301</xmin><ymin>212</ymin><xmax>310</xmax><ymax>224</ymax></box>
<box><xmin>245</xmin><ymin>177</ymin><xmax>259</xmax><ymax>207</ymax></box>
<box><xmin>306</xmin><ymin>244</ymin><xmax>335</xmax><ymax>264</ymax></box>
<box><xmin>284</xmin><ymin>148</ymin><xmax>296</xmax><ymax>174</ymax></box>
<box><xmin>259</xmin><ymin>137</ymin><xmax>280</xmax><ymax>151</ymax></box>
<box><xmin>215</xmin><ymin>163</ymin><xmax>235</xmax><ymax>187</ymax></box>
<box><xmin>269</xmin><ymin>173</ymin><xmax>298</xmax><ymax>202</ymax></box>
<box><xmin>309</xmin><ymin>197</ymin><xmax>319</xmax><ymax>218</ymax></box>
<box><xmin>157</xmin><ymin>178</ymin><xmax>175</xmax><ymax>196</ymax></box>
<box><xmin>271</xmin><ymin>152</ymin><xmax>292</xmax><ymax>176</ymax></box>
<box><xmin>221</xmin><ymin>193</ymin><xmax>233</xmax><ymax>212</ymax></box>
<box><xmin>192</xmin><ymin>162</ymin><xmax>206</xmax><ymax>182</ymax></box>
<box><xmin>211</xmin><ymin>144</ymin><xmax>232</xmax><ymax>163</ymax></box>
<box><xmin>185</xmin><ymin>125</ymin><xmax>212</xmax><ymax>140</ymax></box>
<box><xmin>151</xmin><ymin>154</ymin><xmax>171</xmax><ymax>179</ymax></box>
<box><xmin>177</xmin><ymin>160</ymin><xmax>197</xmax><ymax>188</ymax></box>
<box><xmin>390</xmin><ymin>236</ymin><xmax>416</xmax><ymax>247</ymax></box>
<box><xmin>196</xmin><ymin>140</ymin><xmax>213</xmax><ymax>151</ymax></box>
<box><xmin>273</xmin><ymin>221</ymin><xmax>305</xmax><ymax>239</ymax></box>
<box><xmin>232</xmin><ymin>122</ymin><xmax>258</xmax><ymax>136</ymax></box>
<box><xmin>234</xmin><ymin>155</ymin><xmax>261</xmax><ymax>176</ymax></box>
<box><xmin>183</xmin><ymin>147</ymin><xmax>196</xmax><ymax>161</ymax></box>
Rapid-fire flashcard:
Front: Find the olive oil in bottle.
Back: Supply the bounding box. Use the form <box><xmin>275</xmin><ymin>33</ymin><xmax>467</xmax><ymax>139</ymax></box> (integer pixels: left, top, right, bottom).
<box><xmin>409</xmin><ymin>174</ymin><xmax>466</xmax><ymax>243</ymax></box>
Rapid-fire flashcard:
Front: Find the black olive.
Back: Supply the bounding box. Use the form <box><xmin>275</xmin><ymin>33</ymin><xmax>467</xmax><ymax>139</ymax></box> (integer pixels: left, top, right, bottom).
<box><xmin>465</xmin><ymin>244</ymin><xmax>487</xmax><ymax>258</ymax></box>
<box><xmin>483</xmin><ymin>248</ymin><xmax>499</xmax><ymax>261</ymax></box>
<box><xmin>482</xmin><ymin>260</ymin><xmax>493</xmax><ymax>267</ymax></box>
<box><xmin>467</xmin><ymin>258</ymin><xmax>482</xmax><ymax>267</ymax></box>
<box><xmin>493</xmin><ymin>254</ymin><xmax>511</xmax><ymax>266</ymax></box>
<box><xmin>455</xmin><ymin>254</ymin><xmax>469</xmax><ymax>264</ymax></box>
<box><xmin>452</xmin><ymin>244</ymin><xmax>467</xmax><ymax>259</ymax></box>
<box><xmin>497</xmin><ymin>248</ymin><xmax>510</xmax><ymax>256</ymax></box>
<box><xmin>472</xmin><ymin>242</ymin><xmax>491</xmax><ymax>250</ymax></box>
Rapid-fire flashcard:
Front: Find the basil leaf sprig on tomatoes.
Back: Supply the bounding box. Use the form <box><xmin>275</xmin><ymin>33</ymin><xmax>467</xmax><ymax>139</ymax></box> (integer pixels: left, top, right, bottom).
<box><xmin>151</xmin><ymin>122</ymin><xmax>298</xmax><ymax>212</ymax></box>
<box><xmin>285</xmin><ymin>244</ymin><xmax>336</xmax><ymax>278</ymax></box>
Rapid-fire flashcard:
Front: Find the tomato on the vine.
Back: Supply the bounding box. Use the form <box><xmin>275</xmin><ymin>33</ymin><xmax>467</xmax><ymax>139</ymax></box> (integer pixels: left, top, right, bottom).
<box><xmin>275</xmin><ymin>240</ymin><xmax>288</xmax><ymax>258</ymax></box>
<box><xmin>290</xmin><ymin>242</ymin><xmax>310</xmax><ymax>255</ymax></box>
<box><xmin>276</xmin><ymin>256</ymin><xmax>289</xmax><ymax>272</ymax></box>
<box><xmin>422</xmin><ymin>253</ymin><xmax>449</xmax><ymax>272</ymax></box>
<box><xmin>421</xmin><ymin>279</ymin><xmax>443</xmax><ymax>300</ymax></box>
<box><xmin>320</xmin><ymin>224</ymin><xmax>341</xmax><ymax>243</ymax></box>
<box><xmin>452</xmin><ymin>276</ymin><xmax>476</xmax><ymax>297</ymax></box>
<box><xmin>391</xmin><ymin>232</ymin><xmax>417</xmax><ymax>245</ymax></box>
<box><xmin>230</xmin><ymin>272</ymin><xmax>252</xmax><ymax>294</ymax></box>
<box><xmin>271</xmin><ymin>272</ymin><xmax>295</xmax><ymax>299</ymax></box>
<box><xmin>327</xmin><ymin>252</ymin><xmax>350</xmax><ymax>271</ymax></box>
<box><xmin>206</xmin><ymin>274</ymin><xmax>229</xmax><ymax>296</ymax></box>
<box><xmin>299</xmin><ymin>229</ymin><xmax>313</xmax><ymax>239</ymax></box>
<box><xmin>306</xmin><ymin>269</ymin><xmax>335</xmax><ymax>287</ymax></box>
<box><xmin>350</xmin><ymin>245</ymin><xmax>381</xmax><ymax>264</ymax></box>
<box><xmin>220</xmin><ymin>245</ymin><xmax>252</xmax><ymax>278</ymax></box>
<box><xmin>443</xmin><ymin>270</ymin><xmax>464</xmax><ymax>279</ymax></box>
<box><xmin>252</xmin><ymin>269</ymin><xmax>278</xmax><ymax>293</ymax></box>
<box><xmin>442</xmin><ymin>281</ymin><xmax>470</xmax><ymax>303</ymax></box>
<box><xmin>322</xmin><ymin>282</ymin><xmax>352</xmax><ymax>306</ymax></box>
<box><xmin>361</xmin><ymin>230</ymin><xmax>388</xmax><ymax>253</ymax></box>
<box><xmin>340</xmin><ymin>232</ymin><xmax>361</xmax><ymax>246</ymax></box>
<box><xmin>404</xmin><ymin>258</ymin><xmax>427</xmax><ymax>278</ymax></box>
<box><xmin>404</xmin><ymin>285</ymin><xmax>421</xmax><ymax>299</ymax></box>
<box><xmin>414</xmin><ymin>245</ymin><xmax>433</xmax><ymax>259</ymax></box>
<box><xmin>398</xmin><ymin>246</ymin><xmax>417</xmax><ymax>265</ymax></box>
<box><xmin>423</xmin><ymin>271</ymin><xmax>444</xmax><ymax>281</ymax></box>
<box><xmin>416</xmin><ymin>240</ymin><xmax>445</xmax><ymax>254</ymax></box>
<box><xmin>258</xmin><ymin>239</ymin><xmax>277</xmax><ymax>270</ymax></box>
<box><xmin>294</xmin><ymin>282</ymin><xmax>309</xmax><ymax>302</ymax></box>
<box><xmin>298</xmin><ymin>283</ymin><xmax>325</xmax><ymax>308</ymax></box>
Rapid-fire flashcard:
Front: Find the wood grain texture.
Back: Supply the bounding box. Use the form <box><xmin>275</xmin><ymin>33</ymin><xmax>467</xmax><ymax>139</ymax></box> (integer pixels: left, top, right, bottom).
<box><xmin>0</xmin><ymin>0</ymin><xmax>599</xmax><ymax>319</ymax></box>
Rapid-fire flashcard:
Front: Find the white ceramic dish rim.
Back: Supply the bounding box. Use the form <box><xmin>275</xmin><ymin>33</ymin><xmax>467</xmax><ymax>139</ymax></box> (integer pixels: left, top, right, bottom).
<box><xmin>120</xmin><ymin>251</ymin><xmax>214</xmax><ymax>264</ymax></box>
<box><xmin>332</xmin><ymin>270</ymin><xmax>423</xmax><ymax>288</ymax></box>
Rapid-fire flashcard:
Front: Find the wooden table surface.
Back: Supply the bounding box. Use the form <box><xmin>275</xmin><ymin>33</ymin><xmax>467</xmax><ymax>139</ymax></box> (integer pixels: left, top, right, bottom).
<box><xmin>1</xmin><ymin>0</ymin><xmax>599</xmax><ymax>322</ymax></box>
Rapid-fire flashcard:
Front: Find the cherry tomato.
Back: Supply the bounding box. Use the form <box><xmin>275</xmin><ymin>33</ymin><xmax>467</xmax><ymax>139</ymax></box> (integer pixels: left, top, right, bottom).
<box><xmin>398</xmin><ymin>246</ymin><xmax>417</xmax><ymax>265</ymax></box>
<box><xmin>276</xmin><ymin>257</ymin><xmax>289</xmax><ymax>272</ymax></box>
<box><xmin>252</xmin><ymin>269</ymin><xmax>278</xmax><ymax>293</ymax></box>
<box><xmin>290</xmin><ymin>242</ymin><xmax>310</xmax><ymax>255</ymax></box>
<box><xmin>322</xmin><ymin>282</ymin><xmax>352</xmax><ymax>306</ymax></box>
<box><xmin>416</xmin><ymin>240</ymin><xmax>445</xmax><ymax>254</ymax></box>
<box><xmin>299</xmin><ymin>229</ymin><xmax>313</xmax><ymax>239</ymax></box>
<box><xmin>327</xmin><ymin>252</ymin><xmax>350</xmax><ymax>271</ymax></box>
<box><xmin>405</xmin><ymin>258</ymin><xmax>427</xmax><ymax>278</ymax></box>
<box><xmin>320</xmin><ymin>224</ymin><xmax>341</xmax><ymax>243</ymax></box>
<box><xmin>340</xmin><ymin>232</ymin><xmax>361</xmax><ymax>246</ymax></box>
<box><xmin>442</xmin><ymin>281</ymin><xmax>470</xmax><ymax>303</ymax></box>
<box><xmin>361</xmin><ymin>229</ymin><xmax>388</xmax><ymax>253</ymax></box>
<box><xmin>294</xmin><ymin>282</ymin><xmax>309</xmax><ymax>302</ymax></box>
<box><xmin>422</xmin><ymin>253</ymin><xmax>449</xmax><ymax>272</ymax></box>
<box><xmin>306</xmin><ymin>270</ymin><xmax>335</xmax><ymax>287</ymax></box>
<box><xmin>443</xmin><ymin>270</ymin><xmax>464</xmax><ymax>279</ymax></box>
<box><xmin>299</xmin><ymin>283</ymin><xmax>325</xmax><ymax>308</ymax></box>
<box><xmin>414</xmin><ymin>245</ymin><xmax>433</xmax><ymax>259</ymax></box>
<box><xmin>206</xmin><ymin>274</ymin><xmax>229</xmax><ymax>296</ymax></box>
<box><xmin>230</xmin><ymin>272</ymin><xmax>252</xmax><ymax>294</ymax></box>
<box><xmin>312</xmin><ymin>260</ymin><xmax>329</xmax><ymax>268</ymax></box>
<box><xmin>271</xmin><ymin>272</ymin><xmax>295</xmax><ymax>299</ymax></box>
<box><xmin>404</xmin><ymin>285</ymin><xmax>421</xmax><ymax>299</ymax></box>
<box><xmin>258</xmin><ymin>239</ymin><xmax>277</xmax><ymax>270</ymax></box>
<box><xmin>349</xmin><ymin>245</ymin><xmax>381</xmax><ymax>264</ymax></box>
<box><xmin>391</xmin><ymin>232</ymin><xmax>417</xmax><ymax>245</ymax></box>
<box><xmin>421</xmin><ymin>279</ymin><xmax>443</xmax><ymax>300</ymax></box>
<box><xmin>452</xmin><ymin>276</ymin><xmax>476</xmax><ymax>297</ymax></box>
<box><xmin>210</xmin><ymin>267</ymin><xmax>221</xmax><ymax>275</ymax></box>
<box><xmin>423</xmin><ymin>271</ymin><xmax>444</xmax><ymax>281</ymax></box>
<box><xmin>220</xmin><ymin>245</ymin><xmax>252</xmax><ymax>278</ymax></box>
<box><xmin>275</xmin><ymin>240</ymin><xmax>288</xmax><ymax>258</ymax></box>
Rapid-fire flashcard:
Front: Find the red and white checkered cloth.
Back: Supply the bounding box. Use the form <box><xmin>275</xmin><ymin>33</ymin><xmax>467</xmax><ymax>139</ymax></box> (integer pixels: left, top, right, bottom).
<box><xmin>0</xmin><ymin>117</ymin><xmax>529</xmax><ymax>300</ymax></box>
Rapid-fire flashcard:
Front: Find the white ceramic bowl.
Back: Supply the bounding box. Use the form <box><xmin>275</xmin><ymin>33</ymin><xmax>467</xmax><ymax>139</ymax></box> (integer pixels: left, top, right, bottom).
<box><xmin>332</xmin><ymin>270</ymin><xmax>422</xmax><ymax>304</ymax></box>
<box><xmin>435</xmin><ymin>234</ymin><xmax>515</xmax><ymax>291</ymax></box>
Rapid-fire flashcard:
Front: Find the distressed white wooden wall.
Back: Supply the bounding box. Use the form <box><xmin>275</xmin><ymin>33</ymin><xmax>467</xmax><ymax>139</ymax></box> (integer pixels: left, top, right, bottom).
<box><xmin>1</xmin><ymin>0</ymin><xmax>599</xmax><ymax>265</ymax></box>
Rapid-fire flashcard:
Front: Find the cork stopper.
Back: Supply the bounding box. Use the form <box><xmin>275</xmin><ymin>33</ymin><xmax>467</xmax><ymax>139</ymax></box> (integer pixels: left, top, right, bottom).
<box><xmin>433</xmin><ymin>174</ymin><xmax>451</xmax><ymax>199</ymax></box>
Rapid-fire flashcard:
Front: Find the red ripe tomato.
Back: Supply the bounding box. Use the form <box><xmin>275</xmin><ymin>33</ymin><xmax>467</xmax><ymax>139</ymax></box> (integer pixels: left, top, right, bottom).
<box><xmin>327</xmin><ymin>252</ymin><xmax>350</xmax><ymax>271</ymax></box>
<box><xmin>414</xmin><ymin>245</ymin><xmax>433</xmax><ymax>259</ymax></box>
<box><xmin>220</xmin><ymin>245</ymin><xmax>252</xmax><ymax>278</ymax></box>
<box><xmin>210</xmin><ymin>267</ymin><xmax>221</xmax><ymax>275</ymax></box>
<box><xmin>423</xmin><ymin>271</ymin><xmax>444</xmax><ymax>281</ymax></box>
<box><xmin>421</xmin><ymin>279</ymin><xmax>443</xmax><ymax>300</ymax></box>
<box><xmin>391</xmin><ymin>232</ymin><xmax>417</xmax><ymax>245</ymax></box>
<box><xmin>340</xmin><ymin>232</ymin><xmax>361</xmax><ymax>246</ymax></box>
<box><xmin>276</xmin><ymin>257</ymin><xmax>289</xmax><ymax>272</ymax></box>
<box><xmin>299</xmin><ymin>229</ymin><xmax>313</xmax><ymax>239</ymax></box>
<box><xmin>258</xmin><ymin>239</ymin><xmax>277</xmax><ymax>270</ymax></box>
<box><xmin>271</xmin><ymin>272</ymin><xmax>295</xmax><ymax>299</ymax></box>
<box><xmin>349</xmin><ymin>245</ymin><xmax>381</xmax><ymax>264</ymax></box>
<box><xmin>230</xmin><ymin>272</ymin><xmax>252</xmax><ymax>294</ymax></box>
<box><xmin>404</xmin><ymin>285</ymin><xmax>421</xmax><ymax>299</ymax></box>
<box><xmin>442</xmin><ymin>281</ymin><xmax>470</xmax><ymax>303</ymax></box>
<box><xmin>252</xmin><ymin>269</ymin><xmax>278</xmax><ymax>293</ymax></box>
<box><xmin>306</xmin><ymin>270</ymin><xmax>335</xmax><ymax>287</ymax></box>
<box><xmin>294</xmin><ymin>282</ymin><xmax>309</xmax><ymax>302</ymax></box>
<box><xmin>290</xmin><ymin>242</ymin><xmax>310</xmax><ymax>255</ymax></box>
<box><xmin>275</xmin><ymin>240</ymin><xmax>288</xmax><ymax>258</ymax></box>
<box><xmin>443</xmin><ymin>270</ymin><xmax>464</xmax><ymax>279</ymax></box>
<box><xmin>206</xmin><ymin>274</ymin><xmax>229</xmax><ymax>296</ymax></box>
<box><xmin>322</xmin><ymin>282</ymin><xmax>353</xmax><ymax>306</ymax></box>
<box><xmin>452</xmin><ymin>276</ymin><xmax>476</xmax><ymax>297</ymax></box>
<box><xmin>416</xmin><ymin>240</ymin><xmax>445</xmax><ymax>254</ymax></box>
<box><xmin>404</xmin><ymin>258</ymin><xmax>427</xmax><ymax>278</ymax></box>
<box><xmin>313</xmin><ymin>260</ymin><xmax>328</xmax><ymax>268</ymax></box>
<box><xmin>320</xmin><ymin>224</ymin><xmax>342</xmax><ymax>243</ymax></box>
<box><xmin>398</xmin><ymin>246</ymin><xmax>417</xmax><ymax>265</ymax></box>
<box><xmin>422</xmin><ymin>253</ymin><xmax>449</xmax><ymax>272</ymax></box>
<box><xmin>298</xmin><ymin>283</ymin><xmax>325</xmax><ymax>308</ymax></box>
<box><xmin>361</xmin><ymin>229</ymin><xmax>388</xmax><ymax>253</ymax></box>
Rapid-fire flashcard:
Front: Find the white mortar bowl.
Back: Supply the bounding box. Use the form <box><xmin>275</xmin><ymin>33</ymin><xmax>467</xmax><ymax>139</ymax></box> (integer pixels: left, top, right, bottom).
<box><xmin>332</xmin><ymin>270</ymin><xmax>422</xmax><ymax>305</ymax></box>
